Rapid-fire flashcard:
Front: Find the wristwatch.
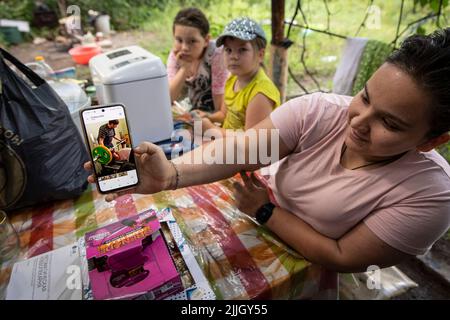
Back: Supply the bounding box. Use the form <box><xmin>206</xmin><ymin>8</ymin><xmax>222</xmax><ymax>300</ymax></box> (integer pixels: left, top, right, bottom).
<box><xmin>255</xmin><ymin>202</ymin><xmax>275</xmax><ymax>225</ymax></box>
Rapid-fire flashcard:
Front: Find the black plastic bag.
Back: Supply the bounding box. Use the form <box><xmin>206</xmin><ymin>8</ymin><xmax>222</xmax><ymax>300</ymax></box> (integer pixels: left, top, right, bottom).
<box><xmin>0</xmin><ymin>47</ymin><xmax>89</xmax><ymax>211</ymax></box>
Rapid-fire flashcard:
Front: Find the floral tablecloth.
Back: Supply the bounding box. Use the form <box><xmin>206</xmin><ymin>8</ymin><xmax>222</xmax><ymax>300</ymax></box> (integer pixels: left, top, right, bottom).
<box><xmin>1</xmin><ymin>177</ymin><xmax>337</xmax><ymax>299</ymax></box>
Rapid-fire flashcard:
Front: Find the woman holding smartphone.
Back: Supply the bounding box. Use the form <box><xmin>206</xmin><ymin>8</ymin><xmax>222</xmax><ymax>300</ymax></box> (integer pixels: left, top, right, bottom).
<box><xmin>85</xmin><ymin>29</ymin><xmax>450</xmax><ymax>277</ymax></box>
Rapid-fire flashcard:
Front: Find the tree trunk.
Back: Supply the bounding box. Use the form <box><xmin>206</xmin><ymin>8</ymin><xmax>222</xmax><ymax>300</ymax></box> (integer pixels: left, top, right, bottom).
<box><xmin>269</xmin><ymin>0</ymin><xmax>288</xmax><ymax>103</ymax></box>
<box><xmin>269</xmin><ymin>45</ymin><xmax>288</xmax><ymax>103</ymax></box>
<box><xmin>57</xmin><ymin>0</ymin><xmax>68</xmax><ymax>18</ymax></box>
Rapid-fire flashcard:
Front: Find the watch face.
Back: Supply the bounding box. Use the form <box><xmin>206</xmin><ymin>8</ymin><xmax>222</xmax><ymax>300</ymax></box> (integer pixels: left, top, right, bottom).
<box><xmin>256</xmin><ymin>203</ymin><xmax>274</xmax><ymax>224</ymax></box>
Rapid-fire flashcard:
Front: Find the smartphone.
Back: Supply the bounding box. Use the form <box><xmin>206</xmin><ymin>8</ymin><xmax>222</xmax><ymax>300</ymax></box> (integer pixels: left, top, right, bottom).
<box><xmin>80</xmin><ymin>104</ymin><xmax>139</xmax><ymax>194</ymax></box>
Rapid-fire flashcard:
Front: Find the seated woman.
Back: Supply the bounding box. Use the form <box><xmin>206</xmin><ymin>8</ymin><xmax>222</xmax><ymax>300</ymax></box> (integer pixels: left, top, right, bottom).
<box><xmin>86</xmin><ymin>28</ymin><xmax>450</xmax><ymax>283</ymax></box>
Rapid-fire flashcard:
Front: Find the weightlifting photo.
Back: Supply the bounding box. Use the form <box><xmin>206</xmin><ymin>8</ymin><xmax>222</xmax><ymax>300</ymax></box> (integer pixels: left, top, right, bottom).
<box><xmin>85</xmin><ymin>118</ymin><xmax>136</xmax><ymax>180</ymax></box>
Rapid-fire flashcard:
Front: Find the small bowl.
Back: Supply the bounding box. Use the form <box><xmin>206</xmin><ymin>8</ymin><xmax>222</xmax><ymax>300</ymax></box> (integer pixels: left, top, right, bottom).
<box><xmin>68</xmin><ymin>45</ymin><xmax>101</xmax><ymax>65</ymax></box>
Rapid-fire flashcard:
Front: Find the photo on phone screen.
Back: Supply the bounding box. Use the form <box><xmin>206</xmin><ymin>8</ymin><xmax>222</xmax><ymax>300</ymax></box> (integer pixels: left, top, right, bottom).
<box><xmin>81</xmin><ymin>104</ymin><xmax>139</xmax><ymax>193</ymax></box>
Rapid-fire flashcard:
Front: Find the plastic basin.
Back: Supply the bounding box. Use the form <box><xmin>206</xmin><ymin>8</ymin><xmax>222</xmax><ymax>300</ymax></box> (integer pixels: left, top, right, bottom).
<box><xmin>68</xmin><ymin>45</ymin><xmax>101</xmax><ymax>65</ymax></box>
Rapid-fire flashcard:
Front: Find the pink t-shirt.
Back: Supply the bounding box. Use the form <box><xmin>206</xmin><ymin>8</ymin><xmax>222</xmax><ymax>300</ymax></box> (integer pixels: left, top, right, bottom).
<box><xmin>267</xmin><ymin>92</ymin><xmax>450</xmax><ymax>256</ymax></box>
<box><xmin>167</xmin><ymin>41</ymin><xmax>229</xmax><ymax>112</ymax></box>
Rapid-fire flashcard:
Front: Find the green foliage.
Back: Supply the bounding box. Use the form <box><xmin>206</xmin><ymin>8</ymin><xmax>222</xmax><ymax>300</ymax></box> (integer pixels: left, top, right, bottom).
<box><xmin>0</xmin><ymin>0</ymin><xmax>169</xmax><ymax>31</ymax></box>
<box><xmin>437</xmin><ymin>143</ymin><xmax>450</xmax><ymax>164</ymax></box>
<box><xmin>46</xmin><ymin>0</ymin><xmax>166</xmax><ymax>30</ymax></box>
<box><xmin>56</xmin><ymin>0</ymin><xmax>168</xmax><ymax>31</ymax></box>
<box><xmin>0</xmin><ymin>32</ymin><xmax>8</xmax><ymax>49</ymax></box>
<box><xmin>1</xmin><ymin>0</ymin><xmax>448</xmax><ymax>95</ymax></box>
<box><xmin>415</xmin><ymin>0</ymin><xmax>449</xmax><ymax>13</ymax></box>
<box><xmin>282</xmin><ymin>0</ymin><xmax>449</xmax><ymax>93</ymax></box>
<box><xmin>0</xmin><ymin>0</ymin><xmax>35</xmax><ymax>21</ymax></box>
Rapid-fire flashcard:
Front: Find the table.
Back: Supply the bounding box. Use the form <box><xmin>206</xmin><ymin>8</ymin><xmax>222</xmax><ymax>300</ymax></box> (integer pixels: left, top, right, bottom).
<box><xmin>0</xmin><ymin>106</ymin><xmax>337</xmax><ymax>299</ymax></box>
<box><xmin>0</xmin><ymin>175</ymin><xmax>337</xmax><ymax>300</ymax></box>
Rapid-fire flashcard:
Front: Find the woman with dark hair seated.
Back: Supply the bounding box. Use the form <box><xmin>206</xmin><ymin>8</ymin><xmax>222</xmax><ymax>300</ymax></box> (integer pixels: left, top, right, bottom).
<box><xmin>85</xmin><ymin>28</ymin><xmax>450</xmax><ymax>285</ymax></box>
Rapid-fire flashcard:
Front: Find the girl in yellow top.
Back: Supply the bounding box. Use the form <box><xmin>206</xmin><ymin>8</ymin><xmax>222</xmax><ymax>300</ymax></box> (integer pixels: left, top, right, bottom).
<box><xmin>197</xmin><ymin>17</ymin><xmax>280</xmax><ymax>132</ymax></box>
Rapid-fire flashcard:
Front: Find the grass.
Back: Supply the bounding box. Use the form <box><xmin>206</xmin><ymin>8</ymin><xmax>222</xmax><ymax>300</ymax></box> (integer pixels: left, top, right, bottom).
<box><xmin>135</xmin><ymin>0</ymin><xmax>450</xmax><ymax>164</ymax></box>
<box><xmin>283</xmin><ymin>0</ymin><xmax>449</xmax><ymax>93</ymax></box>
<box><xmin>135</xmin><ymin>0</ymin><xmax>448</xmax><ymax>95</ymax></box>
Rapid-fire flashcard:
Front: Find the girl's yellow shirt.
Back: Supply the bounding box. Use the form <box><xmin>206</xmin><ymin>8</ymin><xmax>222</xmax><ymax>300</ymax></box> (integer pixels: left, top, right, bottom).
<box><xmin>222</xmin><ymin>69</ymin><xmax>280</xmax><ymax>130</ymax></box>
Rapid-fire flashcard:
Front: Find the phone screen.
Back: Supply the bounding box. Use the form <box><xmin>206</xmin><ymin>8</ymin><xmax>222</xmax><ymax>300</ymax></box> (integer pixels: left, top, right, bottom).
<box><xmin>81</xmin><ymin>104</ymin><xmax>139</xmax><ymax>193</ymax></box>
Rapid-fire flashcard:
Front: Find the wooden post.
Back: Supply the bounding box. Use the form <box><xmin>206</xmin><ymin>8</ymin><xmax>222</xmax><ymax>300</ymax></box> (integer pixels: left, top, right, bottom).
<box><xmin>57</xmin><ymin>0</ymin><xmax>68</xmax><ymax>18</ymax></box>
<box><xmin>269</xmin><ymin>0</ymin><xmax>289</xmax><ymax>103</ymax></box>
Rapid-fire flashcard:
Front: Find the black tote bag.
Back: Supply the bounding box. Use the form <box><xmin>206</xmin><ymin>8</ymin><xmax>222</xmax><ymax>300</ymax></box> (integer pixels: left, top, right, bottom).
<box><xmin>0</xmin><ymin>47</ymin><xmax>89</xmax><ymax>211</ymax></box>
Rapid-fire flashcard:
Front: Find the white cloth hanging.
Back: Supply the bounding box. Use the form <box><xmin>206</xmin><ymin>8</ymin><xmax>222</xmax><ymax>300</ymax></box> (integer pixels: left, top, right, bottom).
<box><xmin>332</xmin><ymin>37</ymin><xmax>368</xmax><ymax>95</ymax></box>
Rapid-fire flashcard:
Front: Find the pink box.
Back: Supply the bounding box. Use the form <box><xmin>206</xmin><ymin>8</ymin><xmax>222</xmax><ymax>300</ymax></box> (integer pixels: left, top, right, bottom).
<box><xmin>85</xmin><ymin>209</ymin><xmax>183</xmax><ymax>300</ymax></box>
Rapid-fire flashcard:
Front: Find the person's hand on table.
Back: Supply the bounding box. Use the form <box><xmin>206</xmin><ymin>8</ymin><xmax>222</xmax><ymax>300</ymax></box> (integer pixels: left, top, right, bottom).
<box><xmin>84</xmin><ymin>142</ymin><xmax>176</xmax><ymax>202</ymax></box>
<box><xmin>233</xmin><ymin>171</ymin><xmax>270</xmax><ymax>218</ymax></box>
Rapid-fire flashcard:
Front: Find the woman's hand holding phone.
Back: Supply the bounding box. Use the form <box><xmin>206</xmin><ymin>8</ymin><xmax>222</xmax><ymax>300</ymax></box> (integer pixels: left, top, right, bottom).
<box><xmin>84</xmin><ymin>142</ymin><xmax>176</xmax><ymax>202</ymax></box>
